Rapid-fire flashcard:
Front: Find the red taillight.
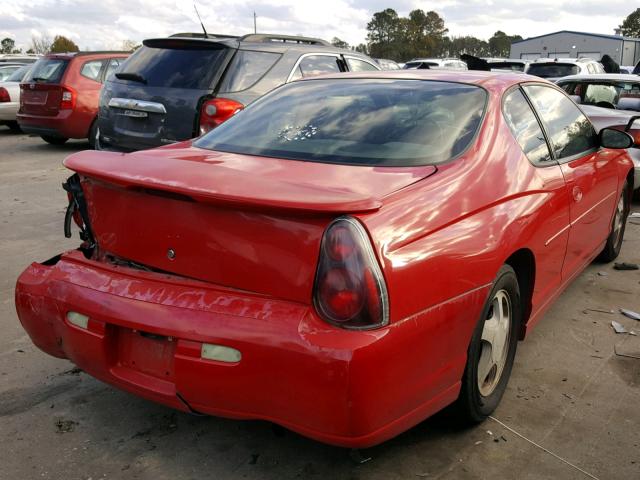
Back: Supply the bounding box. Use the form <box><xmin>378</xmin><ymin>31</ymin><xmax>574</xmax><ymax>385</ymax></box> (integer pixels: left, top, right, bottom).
<box><xmin>314</xmin><ymin>217</ymin><xmax>389</xmax><ymax>329</ymax></box>
<box><xmin>0</xmin><ymin>87</ymin><xmax>9</xmax><ymax>103</ymax></box>
<box><xmin>59</xmin><ymin>86</ymin><xmax>76</xmax><ymax>110</ymax></box>
<box><xmin>198</xmin><ymin>97</ymin><xmax>244</xmax><ymax>135</ymax></box>
<box><xmin>628</xmin><ymin>129</ymin><xmax>640</xmax><ymax>146</ymax></box>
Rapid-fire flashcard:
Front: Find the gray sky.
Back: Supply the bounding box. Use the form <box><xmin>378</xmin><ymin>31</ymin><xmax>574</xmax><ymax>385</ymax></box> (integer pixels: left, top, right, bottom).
<box><xmin>1</xmin><ymin>0</ymin><xmax>636</xmax><ymax>51</ymax></box>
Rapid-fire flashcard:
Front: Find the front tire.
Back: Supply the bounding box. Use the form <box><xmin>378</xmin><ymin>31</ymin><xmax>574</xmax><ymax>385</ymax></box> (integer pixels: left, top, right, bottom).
<box><xmin>455</xmin><ymin>265</ymin><xmax>521</xmax><ymax>423</ymax></box>
<box><xmin>88</xmin><ymin>119</ymin><xmax>98</xmax><ymax>149</ymax></box>
<box><xmin>598</xmin><ymin>182</ymin><xmax>629</xmax><ymax>262</ymax></box>
<box><xmin>7</xmin><ymin>121</ymin><xmax>21</xmax><ymax>132</ymax></box>
<box><xmin>41</xmin><ymin>135</ymin><xmax>68</xmax><ymax>145</ymax></box>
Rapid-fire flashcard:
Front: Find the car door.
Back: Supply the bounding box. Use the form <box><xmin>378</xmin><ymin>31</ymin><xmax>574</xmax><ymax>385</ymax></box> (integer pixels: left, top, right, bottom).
<box><xmin>522</xmin><ymin>84</ymin><xmax>620</xmax><ymax>279</ymax></box>
<box><xmin>502</xmin><ymin>87</ymin><xmax>570</xmax><ymax>305</ymax></box>
<box><xmin>344</xmin><ymin>56</ymin><xmax>379</xmax><ymax>72</ymax></box>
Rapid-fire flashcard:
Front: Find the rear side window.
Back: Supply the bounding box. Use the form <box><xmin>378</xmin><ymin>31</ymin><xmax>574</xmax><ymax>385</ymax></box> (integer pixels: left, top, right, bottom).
<box><xmin>116</xmin><ymin>45</ymin><xmax>228</xmax><ymax>89</ymax></box>
<box><xmin>523</xmin><ymin>85</ymin><xmax>597</xmax><ymax>160</ymax></box>
<box><xmin>80</xmin><ymin>60</ymin><xmax>105</xmax><ymax>81</ymax></box>
<box><xmin>219</xmin><ymin>50</ymin><xmax>281</xmax><ymax>92</ymax></box>
<box><xmin>104</xmin><ymin>58</ymin><xmax>124</xmax><ymax>81</ymax></box>
<box><xmin>195</xmin><ymin>79</ymin><xmax>487</xmax><ymax>167</ymax></box>
<box><xmin>503</xmin><ymin>89</ymin><xmax>552</xmax><ymax>164</ymax></box>
<box><xmin>346</xmin><ymin>58</ymin><xmax>378</xmax><ymax>72</ymax></box>
<box><xmin>25</xmin><ymin>58</ymin><xmax>69</xmax><ymax>83</ymax></box>
<box><xmin>527</xmin><ymin>63</ymin><xmax>579</xmax><ymax>78</ymax></box>
<box><xmin>290</xmin><ymin>55</ymin><xmax>341</xmax><ymax>81</ymax></box>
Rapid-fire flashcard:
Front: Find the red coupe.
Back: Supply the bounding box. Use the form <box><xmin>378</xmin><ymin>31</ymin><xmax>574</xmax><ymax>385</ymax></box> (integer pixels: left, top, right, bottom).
<box><xmin>15</xmin><ymin>71</ymin><xmax>635</xmax><ymax>448</ymax></box>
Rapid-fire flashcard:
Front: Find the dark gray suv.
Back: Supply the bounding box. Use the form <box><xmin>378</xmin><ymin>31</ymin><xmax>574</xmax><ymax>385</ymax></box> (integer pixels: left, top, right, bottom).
<box><xmin>96</xmin><ymin>33</ymin><xmax>380</xmax><ymax>151</ymax></box>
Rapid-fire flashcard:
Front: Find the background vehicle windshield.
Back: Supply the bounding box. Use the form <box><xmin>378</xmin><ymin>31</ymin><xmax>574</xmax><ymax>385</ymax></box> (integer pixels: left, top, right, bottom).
<box><xmin>527</xmin><ymin>63</ymin><xmax>579</xmax><ymax>78</ymax></box>
<box><xmin>560</xmin><ymin>81</ymin><xmax>640</xmax><ymax>107</ymax></box>
<box><xmin>195</xmin><ymin>79</ymin><xmax>487</xmax><ymax>166</ymax></box>
<box><xmin>117</xmin><ymin>45</ymin><xmax>228</xmax><ymax>89</ymax></box>
<box><xmin>25</xmin><ymin>58</ymin><xmax>69</xmax><ymax>83</ymax></box>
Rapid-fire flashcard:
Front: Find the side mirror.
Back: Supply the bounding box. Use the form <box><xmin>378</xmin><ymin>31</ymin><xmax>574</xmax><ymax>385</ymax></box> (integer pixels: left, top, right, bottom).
<box><xmin>599</xmin><ymin>127</ymin><xmax>634</xmax><ymax>149</ymax></box>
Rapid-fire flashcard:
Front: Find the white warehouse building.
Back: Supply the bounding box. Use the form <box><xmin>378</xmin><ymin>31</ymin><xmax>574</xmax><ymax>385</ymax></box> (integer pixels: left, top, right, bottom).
<box><xmin>510</xmin><ymin>30</ymin><xmax>640</xmax><ymax>65</ymax></box>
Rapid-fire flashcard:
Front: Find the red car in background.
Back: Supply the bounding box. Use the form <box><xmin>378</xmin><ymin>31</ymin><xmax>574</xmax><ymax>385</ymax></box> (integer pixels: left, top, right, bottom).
<box><xmin>15</xmin><ymin>71</ymin><xmax>635</xmax><ymax>447</ymax></box>
<box><xmin>17</xmin><ymin>51</ymin><xmax>128</xmax><ymax>146</ymax></box>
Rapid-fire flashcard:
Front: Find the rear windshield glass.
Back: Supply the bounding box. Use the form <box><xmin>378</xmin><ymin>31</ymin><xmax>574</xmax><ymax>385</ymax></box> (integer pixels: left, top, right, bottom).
<box><xmin>218</xmin><ymin>50</ymin><xmax>281</xmax><ymax>92</ymax></box>
<box><xmin>7</xmin><ymin>65</ymin><xmax>31</xmax><ymax>82</ymax></box>
<box><xmin>116</xmin><ymin>44</ymin><xmax>228</xmax><ymax>89</ymax></box>
<box><xmin>527</xmin><ymin>63</ymin><xmax>579</xmax><ymax>78</ymax></box>
<box><xmin>25</xmin><ymin>58</ymin><xmax>69</xmax><ymax>83</ymax></box>
<box><xmin>195</xmin><ymin>79</ymin><xmax>487</xmax><ymax>166</ymax></box>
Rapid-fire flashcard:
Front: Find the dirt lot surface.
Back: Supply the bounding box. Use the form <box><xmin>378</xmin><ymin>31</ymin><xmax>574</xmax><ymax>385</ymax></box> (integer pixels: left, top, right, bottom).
<box><xmin>1</xmin><ymin>127</ymin><xmax>639</xmax><ymax>480</ymax></box>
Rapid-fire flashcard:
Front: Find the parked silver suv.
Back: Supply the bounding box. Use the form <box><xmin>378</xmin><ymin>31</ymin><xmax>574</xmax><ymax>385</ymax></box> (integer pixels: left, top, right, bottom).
<box><xmin>525</xmin><ymin>57</ymin><xmax>605</xmax><ymax>81</ymax></box>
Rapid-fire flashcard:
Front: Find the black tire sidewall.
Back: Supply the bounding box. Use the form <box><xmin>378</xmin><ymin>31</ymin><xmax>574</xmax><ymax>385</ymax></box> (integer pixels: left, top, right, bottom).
<box><xmin>460</xmin><ymin>265</ymin><xmax>521</xmax><ymax>421</ymax></box>
<box><xmin>599</xmin><ymin>182</ymin><xmax>629</xmax><ymax>262</ymax></box>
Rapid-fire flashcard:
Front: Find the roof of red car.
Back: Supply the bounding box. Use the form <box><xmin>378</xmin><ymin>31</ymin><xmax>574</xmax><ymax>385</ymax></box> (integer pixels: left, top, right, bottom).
<box><xmin>298</xmin><ymin>69</ymin><xmax>542</xmax><ymax>91</ymax></box>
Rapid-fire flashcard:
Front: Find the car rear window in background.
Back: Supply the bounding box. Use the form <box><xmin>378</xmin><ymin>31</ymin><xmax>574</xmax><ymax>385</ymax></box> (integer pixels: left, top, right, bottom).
<box><xmin>218</xmin><ymin>50</ymin><xmax>281</xmax><ymax>92</ymax></box>
<box><xmin>195</xmin><ymin>79</ymin><xmax>487</xmax><ymax>166</ymax></box>
<box><xmin>6</xmin><ymin>65</ymin><xmax>31</xmax><ymax>82</ymax></box>
<box><xmin>290</xmin><ymin>55</ymin><xmax>341</xmax><ymax>81</ymax></box>
<box><xmin>526</xmin><ymin>63</ymin><xmax>579</xmax><ymax>78</ymax></box>
<box><xmin>116</xmin><ymin>45</ymin><xmax>228</xmax><ymax>89</ymax></box>
<box><xmin>26</xmin><ymin>58</ymin><xmax>69</xmax><ymax>83</ymax></box>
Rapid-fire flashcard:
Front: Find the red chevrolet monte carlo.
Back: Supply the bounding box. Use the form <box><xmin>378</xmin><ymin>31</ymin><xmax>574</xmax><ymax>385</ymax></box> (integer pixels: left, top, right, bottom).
<box><xmin>15</xmin><ymin>71</ymin><xmax>635</xmax><ymax>447</ymax></box>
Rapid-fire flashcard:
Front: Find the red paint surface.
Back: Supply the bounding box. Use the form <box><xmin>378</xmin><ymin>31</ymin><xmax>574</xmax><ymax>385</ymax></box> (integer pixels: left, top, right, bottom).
<box><xmin>15</xmin><ymin>71</ymin><xmax>634</xmax><ymax>447</ymax></box>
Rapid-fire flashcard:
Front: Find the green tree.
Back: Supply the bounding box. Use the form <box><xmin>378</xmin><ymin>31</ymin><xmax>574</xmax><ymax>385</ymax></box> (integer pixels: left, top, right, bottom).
<box><xmin>1</xmin><ymin>37</ymin><xmax>15</xmax><ymax>54</ymax></box>
<box><xmin>50</xmin><ymin>35</ymin><xmax>79</xmax><ymax>53</ymax></box>
<box><xmin>26</xmin><ymin>48</ymin><xmax>35</xmax><ymax>54</ymax></box>
<box><xmin>446</xmin><ymin>36</ymin><xmax>490</xmax><ymax>57</ymax></box>
<box><xmin>404</xmin><ymin>10</ymin><xmax>448</xmax><ymax>58</ymax></box>
<box><xmin>620</xmin><ymin>8</ymin><xmax>640</xmax><ymax>37</ymax></box>
<box><xmin>488</xmin><ymin>31</ymin><xmax>522</xmax><ymax>57</ymax></box>
<box><xmin>366</xmin><ymin>8</ymin><xmax>402</xmax><ymax>59</ymax></box>
<box><xmin>331</xmin><ymin>37</ymin><xmax>350</xmax><ymax>49</ymax></box>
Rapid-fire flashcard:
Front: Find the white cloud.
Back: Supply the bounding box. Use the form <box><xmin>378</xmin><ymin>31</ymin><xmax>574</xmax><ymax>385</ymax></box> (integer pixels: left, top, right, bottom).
<box><xmin>0</xmin><ymin>0</ymin><xmax>636</xmax><ymax>52</ymax></box>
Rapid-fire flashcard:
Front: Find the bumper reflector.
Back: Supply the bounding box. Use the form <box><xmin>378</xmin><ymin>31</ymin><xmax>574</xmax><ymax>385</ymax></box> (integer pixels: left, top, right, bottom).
<box><xmin>201</xmin><ymin>343</ymin><xmax>241</xmax><ymax>363</ymax></box>
<box><xmin>67</xmin><ymin>311</ymin><xmax>89</xmax><ymax>329</ymax></box>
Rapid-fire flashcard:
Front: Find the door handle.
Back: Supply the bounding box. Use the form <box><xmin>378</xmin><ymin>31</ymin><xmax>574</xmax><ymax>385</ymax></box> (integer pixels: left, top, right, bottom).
<box><xmin>572</xmin><ymin>186</ymin><xmax>583</xmax><ymax>202</ymax></box>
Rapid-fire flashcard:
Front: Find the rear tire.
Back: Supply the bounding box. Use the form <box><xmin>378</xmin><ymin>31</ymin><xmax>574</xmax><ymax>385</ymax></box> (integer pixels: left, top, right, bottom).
<box><xmin>598</xmin><ymin>182</ymin><xmax>629</xmax><ymax>262</ymax></box>
<box><xmin>454</xmin><ymin>265</ymin><xmax>521</xmax><ymax>423</ymax></box>
<box><xmin>88</xmin><ymin>119</ymin><xmax>98</xmax><ymax>149</ymax></box>
<box><xmin>41</xmin><ymin>135</ymin><xmax>68</xmax><ymax>145</ymax></box>
<box><xmin>7</xmin><ymin>121</ymin><xmax>21</xmax><ymax>132</ymax></box>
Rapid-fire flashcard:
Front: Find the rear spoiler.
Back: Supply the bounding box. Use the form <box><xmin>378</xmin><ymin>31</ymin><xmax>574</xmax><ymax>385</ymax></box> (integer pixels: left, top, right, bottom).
<box><xmin>63</xmin><ymin>151</ymin><xmax>382</xmax><ymax>214</ymax></box>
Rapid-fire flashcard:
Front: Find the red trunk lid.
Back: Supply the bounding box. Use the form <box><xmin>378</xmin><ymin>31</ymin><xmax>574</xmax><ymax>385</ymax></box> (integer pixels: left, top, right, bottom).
<box><xmin>20</xmin><ymin>83</ymin><xmax>63</xmax><ymax>116</ymax></box>
<box><xmin>64</xmin><ymin>146</ymin><xmax>436</xmax><ymax>302</ymax></box>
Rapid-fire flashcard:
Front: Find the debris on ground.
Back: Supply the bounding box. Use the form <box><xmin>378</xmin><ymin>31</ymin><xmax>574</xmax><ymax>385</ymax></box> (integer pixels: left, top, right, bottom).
<box><xmin>615</xmin><ymin>342</ymin><xmax>640</xmax><ymax>360</ymax></box>
<box><xmin>612</xmin><ymin>321</ymin><xmax>628</xmax><ymax>334</ymax></box>
<box><xmin>55</xmin><ymin>419</ymin><xmax>78</xmax><ymax>434</ymax></box>
<box><xmin>620</xmin><ymin>308</ymin><xmax>640</xmax><ymax>321</ymax></box>
<box><xmin>629</xmin><ymin>212</ymin><xmax>640</xmax><ymax>218</ymax></box>
<box><xmin>614</xmin><ymin>262</ymin><xmax>639</xmax><ymax>271</ymax></box>
<box><xmin>349</xmin><ymin>449</ymin><xmax>372</xmax><ymax>464</ymax></box>
<box><xmin>583</xmin><ymin>308</ymin><xmax>614</xmax><ymax>315</ymax></box>
<box><xmin>597</xmin><ymin>271</ymin><xmax>608</xmax><ymax>277</ymax></box>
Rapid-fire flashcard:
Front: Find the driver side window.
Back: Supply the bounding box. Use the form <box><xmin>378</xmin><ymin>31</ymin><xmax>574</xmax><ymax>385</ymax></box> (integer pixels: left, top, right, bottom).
<box><xmin>523</xmin><ymin>85</ymin><xmax>597</xmax><ymax>161</ymax></box>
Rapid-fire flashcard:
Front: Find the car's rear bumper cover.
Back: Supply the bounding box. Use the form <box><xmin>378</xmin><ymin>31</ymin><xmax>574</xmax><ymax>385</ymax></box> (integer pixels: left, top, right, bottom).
<box><xmin>15</xmin><ymin>251</ymin><xmax>480</xmax><ymax>447</ymax></box>
<box><xmin>17</xmin><ymin>110</ymin><xmax>87</xmax><ymax>139</ymax></box>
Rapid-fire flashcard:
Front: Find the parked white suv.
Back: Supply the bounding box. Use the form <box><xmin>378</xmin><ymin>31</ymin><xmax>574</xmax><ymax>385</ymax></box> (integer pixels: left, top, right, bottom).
<box><xmin>526</xmin><ymin>57</ymin><xmax>604</xmax><ymax>81</ymax></box>
<box><xmin>402</xmin><ymin>58</ymin><xmax>467</xmax><ymax>70</ymax></box>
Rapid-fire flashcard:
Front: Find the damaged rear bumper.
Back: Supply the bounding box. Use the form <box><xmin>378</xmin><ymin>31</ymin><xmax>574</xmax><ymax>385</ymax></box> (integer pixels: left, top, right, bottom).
<box><xmin>15</xmin><ymin>250</ymin><xmax>469</xmax><ymax>447</ymax></box>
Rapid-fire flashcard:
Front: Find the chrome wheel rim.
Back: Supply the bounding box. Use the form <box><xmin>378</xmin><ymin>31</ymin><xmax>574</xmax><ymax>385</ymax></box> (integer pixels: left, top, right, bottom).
<box><xmin>478</xmin><ymin>289</ymin><xmax>512</xmax><ymax>397</ymax></box>
<box><xmin>612</xmin><ymin>195</ymin><xmax>625</xmax><ymax>246</ymax></box>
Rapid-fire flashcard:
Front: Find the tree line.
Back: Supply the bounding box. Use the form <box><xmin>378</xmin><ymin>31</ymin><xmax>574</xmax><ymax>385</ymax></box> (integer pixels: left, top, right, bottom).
<box><xmin>333</xmin><ymin>7</ymin><xmax>640</xmax><ymax>62</ymax></box>
<box><xmin>333</xmin><ymin>8</ymin><xmax>522</xmax><ymax>61</ymax></box>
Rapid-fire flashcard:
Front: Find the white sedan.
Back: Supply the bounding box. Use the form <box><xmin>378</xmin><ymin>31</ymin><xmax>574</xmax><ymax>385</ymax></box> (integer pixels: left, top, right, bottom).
<box><xmin>0</xmin><ymin>64</ymin><xmax>32</xmax><ymax>131</ymax></box>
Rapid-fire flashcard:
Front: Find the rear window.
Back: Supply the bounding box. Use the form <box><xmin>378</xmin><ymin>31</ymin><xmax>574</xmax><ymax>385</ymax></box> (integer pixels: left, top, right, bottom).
<box><xmin>6</xmin><ymin>65</ymin><xmax>31</xmax><ymax>82</ymax></box>
<box><xmin>115</xmin><ymin>44</ymin><xmax>228</xmax><ymax>89</ymax></box>
<box><xmin>195</xmin><ymin>79</ymin><xmax>487</xmax><ymax>166</ymax></box>
<box><xmin>526</xmin><ymin>63</ymin><xmax>579</xmax><ymax>78</ymax></box>
<box><xmin>488</xmin><ymin>62</ymin><xmax>525</xmax><ymax>72</ymax></box>
<box><xmin>25</xmin><ymin>58</ymin><xmax>69</xmax><ymax>83</ymax></box>
<box><xmin>218</xmin><ymin>50</ymin><xmax>280</xmax><ymax>92</ymax></box>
